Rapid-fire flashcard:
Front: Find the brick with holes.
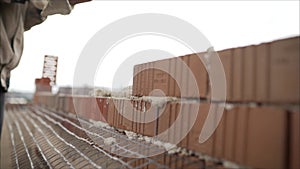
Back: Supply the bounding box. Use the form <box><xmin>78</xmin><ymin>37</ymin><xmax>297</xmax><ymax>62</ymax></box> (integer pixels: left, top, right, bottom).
<box><xmin>232</xmin><ymin>47</ymin><xmax>243</xmax><ymax>101</ymax></box>
<box><xmin>188</xmin><ymin>102</ymin><xmax>214</xmax><ymax>156</ymax></box>
<box><xmin>255</xmin><ymin>43</ymin><xmax>270</xmax><ymax>103</ymax></box>
<box><xmin>269</xmin><ymin>37</ymin><xmax>300</xmax><ymax>103</ymax></box>
<box><xmin>243</xmin><ymin>45</ymin><xmax>256</xmax><ymax>101</ymax></box>
<box><xmin>245</xmin><ymin>106</ymin><xmax>287</xmax><ymax>169</ymax></box>
<box><xmin>180</xmin><ymin>55</ymin><xmax>189</xmax><ymax>98</ymax></box>
<box><xmin>143</xmin><ymin>100</ymin><xmax>158</xmax><ymax>137</ymax></box>
<box><xmin>156</xmin><ymin>102</ymin><xmax>171</xmax><ymax>143</ymax></box>
<box><xmin>289</xmin><ymin>110</ymin><xmax>300</xmax><ymax>169</ymax></box>
<box><xmin>223</xmin><ymin>106</ymin><xmax>238</xmax><ymax>161</ymax></box>
<box><xmin>213</xmin><ymin>105</ymin><xmax>226</xmax><ymax>159</ymax></box>
<box><xmin>233</xmin><ymin>106</ymin><xmax>249</xmax><ymax>165</ymax></box>
<box><xmin>152</xmin><ymin>59</ymin><xmax>170</xmax><ymax>97</ymax></box>
<box><xmin>121</xmin><ymin>99</ymin><xmax>133</xmax><ymax>131</ymax></box>
<box><xmin>188</xmin><ymin>53</ymin><xmax>208</xmax><ymax>98</ymax></box>
<box><xmin>132</xmin><ymin>65</ymin><xmax>138</xmax><ymax>96</ymax></box>
<box><xmin>107</xmin><ymin>98</ymin><xmax>115</xmax><ymax>126</ymax></box>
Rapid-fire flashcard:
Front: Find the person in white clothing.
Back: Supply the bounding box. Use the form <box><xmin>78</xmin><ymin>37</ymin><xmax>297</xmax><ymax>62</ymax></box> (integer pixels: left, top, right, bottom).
<box><xmin>0</xmin><ymin>0</ymin><xmax>91</xmax><ymax>139</ymax></box>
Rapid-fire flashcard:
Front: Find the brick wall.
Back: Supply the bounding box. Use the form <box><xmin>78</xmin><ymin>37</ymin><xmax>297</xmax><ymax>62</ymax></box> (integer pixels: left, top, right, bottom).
<box><xmin>133</xmin><ymin>37</ymin><xmax>300</xmax><ymax>103</ymax></box>
<box><xmin>34</xmin><ymin>36</ymin><xmax>299</xmax><ymax>169</ymax></box>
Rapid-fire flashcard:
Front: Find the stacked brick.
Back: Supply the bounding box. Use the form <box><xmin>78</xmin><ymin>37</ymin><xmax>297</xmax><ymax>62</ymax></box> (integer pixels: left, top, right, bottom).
<box><xmin>130</xmin><ymin>36</ymin><xmax>299</xmax><ymax>168</ymax></box>
<box><xmin>132</xmin><ymin>54</ymin><xmax>208</xmax><ymax>98</ymax></box>
<box><xmin>34</xmin><ymin>36</ymin><xmax>299</xmax><ymax>169</ymax></box>
<box><xmin>35</xmin><ymin>78</ymin><xmax>52</xmax><ymax>93</ymax></box>
<box><xmin>133</xmin><ymin>37</ymin><xmax>299</xmax><ymax>103</ymax></box>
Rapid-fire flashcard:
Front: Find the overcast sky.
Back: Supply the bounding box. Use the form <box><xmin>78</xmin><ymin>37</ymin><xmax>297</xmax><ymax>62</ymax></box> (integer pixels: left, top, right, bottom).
<box><xmin>9</xmin><ymin>1</ymin><xmax>299</xmax><ymax>93</ymax></box>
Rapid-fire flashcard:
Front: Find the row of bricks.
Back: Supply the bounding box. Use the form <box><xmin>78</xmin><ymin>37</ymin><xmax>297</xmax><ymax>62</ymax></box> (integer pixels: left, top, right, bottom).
<box><xmin>34</xmin><ymin>78</ymin><xmax>52</xmax><ymax>92</ymax></box>
<box><xmin>110</xmin><ymin>100</ymin><xmax>299</xmax><ymax>169</ymax></box>
<box><xmin>34</xmin><ymin>94</ymin><xmax>300</xmax><ymax>169</ymax></box>
<box><xmin>132</xmin><ymin>36</ymin><xmax>299</xmax><ymax>103</ymax></box>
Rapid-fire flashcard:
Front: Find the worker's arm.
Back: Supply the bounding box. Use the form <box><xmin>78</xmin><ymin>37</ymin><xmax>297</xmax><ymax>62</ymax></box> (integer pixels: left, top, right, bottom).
<box><xmin>24</xmin><ymin>0</ymin><xmax>91</xmax><ymax>31</ymax></box>
<box><xmin>68</xmin><ymin>0</ymin><xmax>92</xmax><ymax>6</ymax></box>
<box><xmin>41</xmin><ymin>0</ymin><xmax>91</xmax><ymax>16</ymax></box>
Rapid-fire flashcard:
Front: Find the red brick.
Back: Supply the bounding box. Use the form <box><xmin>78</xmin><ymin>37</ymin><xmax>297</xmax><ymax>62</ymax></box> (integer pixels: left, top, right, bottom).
<box><xmin>157</xmin><ymin>102</ymin><xmax>171</xmax><ymax>142</ymax></box>
<box><xmin>188</xmin><ymin>53</ymin><xmax>208</xmax><ymax>98</ymax></box>
<box><xmin>152</xmin><ymin>59</ymin><xmax>170</xmax><ymax>97</ymax></box>
<box><xmin>134</xmin><ymin>53</ymin><xmax>208</xmax><ymax>99</ymax></box>
<box><xmin>72</xmin><ymin>96</ymin><xmax>79</xmax><ymax>115</ymax></box>
<box><xmin>183</xmin><ymin>156</ymin><xmax>205</xmax><ymax>169</ymax></box>
<box><xmin>178</xmin><ymin>103</ymin><xmax>190</xmax><ymax>148</ymax></box>
<box><xmin>243</xmin><ymin>45</ymin><xmax>256</xmax><ymax>101</ymax></box>
<box><xmin>223</xmin><ymin>106</ymin><xmax>237</xmax><ymax>161</ymax></box>
<box><xmin>233</xmin><ymin>106</ymin><xmax>249</xmax><ymax>164</ymax></box>
<box><xmin>86</xmin><ymin>98</ymin><xmax>94</xmax><ymax>120</ymax></box>
<box><xmin>175</xmin><ymin>57</ymin><xmax>182</xmax><ymax>97</ymax></box>
<box><xmin>255</xmin><ymin>43</ymin><xmax>270</xmax><ymax>103</ymax></box>
<box><xmin>173</xmin><ymin>103</ymin><xmax>182</xmax><ymax>146</ymax></box>
<box><xmin>85</xmin><ymin>97</ymin><xmax>99</xmax><ymax>121</ymax></box>
<box><xmin>136</xmin><ymin>65</ymin><xmax>141</xmax><ymax>96</ymax></box>
<box><xmin>146</xmin><ymin>154</ymin><xmax>165</xmax><ymax>169</ymax></box>
<box><xmin>246</xmin><ymin>106</ymin><xmax>287</xmax><ymax>169</ymax></box>
<box><xmin>64</xmin><ymin>96</ymin><xmax>69</xmax><ymax>112</ymax></box>
<box><xmin>180</xmin><ymin>55</ymin><xmax>190</xmax><ymax>98</ymax></box>
<box><xmin>144</xmin><ymin>63</ymin><xmax>149</xmax><ymax>96</ymax></box>
<box><xmin>96</xmin><ymin>97</ymin><xmax>109</xmax><ymax>122</ymax></box>
<box><xmin>102</xmin><ymin>98</ymin><xmax>109</xmax><ymax>122</ymax></box>
<box><xmin>81</xmin><ymin>97</ymin><xmax>90</xmax><ymax>119</ymax></box>
<box><xmin>137</xmin><ymin>100</ymin><xmax>144</xmax><ymax>135</ymax></box>
<box><xmin>132</xmin><ymin>100</ymin><xmax>142</xmax><ymax>134</ymax></box>
<box><xmin>140</xmin><ymin>64</ymin><xmax>146</xmax><ymax>96</ymax></box>
<box><xmin>112</xmin><ymin>99</ymin><xmax>120</xmax><ymax>128</ymax></box>
<box><xmin>117</xmin><ymin>99</ymin><xmax>126</xmax><ymax>130</ymax></box>
<box><xmin>289</xmin><ymin>110</ymin><xmax>300</xmax><ymax>169</ymax></box>
<box><xmin>117</xmin><ymin>99</ymin><xmax>125</xmax><ymax>128</ymax></box>
<box><xmin>207</xmin><ymin>49</ymin><xmax>234</xmax><ymax>101</ymax></box>
<box><xmin>92</xmin><ymin>97</ymin><xmax>100</xmax><ymax>121</ymax></box>
<box><xmin>168</xmin><ymin>155</ymin><xmax>182</xmax><ymax>169</ymax></box>
<box><xmin>132</xmin><ymin>100</ymin><xmax>138</xmax><ymax>133</ymax></box>
<box><xmin>139</xmin><ymin>65</ymin><xmax>143</xmax><ymax>96</ymax></box>
<box><xmin>58</xmin><ymin>96</ymin><xmax>65</xmax><ymax>112</ymax></box>
<box><xmin>35</xmin><ymin>78</ymin><xmax>52</xmax><ymax>92</ymax></box>
<box><xmin>79</xmin><ymin>97</ymin><xmax>89</xmax><ymax>119</ymax></box>
<box><xmin>96</xmin><ymin>98</ymin><xmax>103</xmax><ymax>121</ymax></box>
<box><xmin>213</xmin><ymin>106</ymin><xmax>226</xmax><ymax>159</ymax></box>
<box><xmin>164</xmin><ymin>154</ymin><xmax>171</xmax><ymax>168</ymax></box>
<box><xmin>188</xmin><ymin>103</ymin><xmax>213</xmax><ymax>156</ymax></box>
<box><xmin>269</xmin><ymin>37</ymin><xmax>300</xmax><ymax>103</ymax></box>
<box><xmin>173</xmin><ymin>155</ymin><xmax>183</xmax><ymax>169</ymax></box>
<box><xmin>169</xmin><ymin>58</ymin><xmax>177</xmax><ymax>97</ymax></box>
<box><xmin>148</xmin><ymin>62</ymin><xmax>155</xmax><ymax>96</ymax></box>
<box><xmin>232</xmin><ymin>48</ymin><xmax>243</xmax><ymax>101</ymax></box>
<box><xmin>107</xmin><ymin>98</ymin><xmax>115</xmax><ymax>126</ymax></box>
<box><xmin>143</xmin><ymin>101</ymin><xmax>157</xmax><ymax>137</ymax></box>
<box><xmin>168</xmin><ymin>102</ymin><xmax>179</xmax><ymax>144</ymax></box>
<box><xmin>132</xmin><ymin>65</ymin><xmax>138</xmax><ymax>96</ymax></box>
<box><xmin>180</xmin><ymin>103</ymin><xmax>201</xmax><ymax>149</ymax></box>
<box><xmin>122</xmin><ymin>99</ymin><xmax>133</xmax><ymax>131</ymax></box>
<box><xmin>45</xmin><ymin>95</ymin><xmax>56</xmax><ymax>109</ymax></box>
<box><xmin>68</xmin><ymin>96</ymin><xmax>76</xmax><ymax>114</ymax></box>
<box><xmin>74</xmin><ymin>97</ymin><xmax>84</xmax><ymax>118</ymax></box>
